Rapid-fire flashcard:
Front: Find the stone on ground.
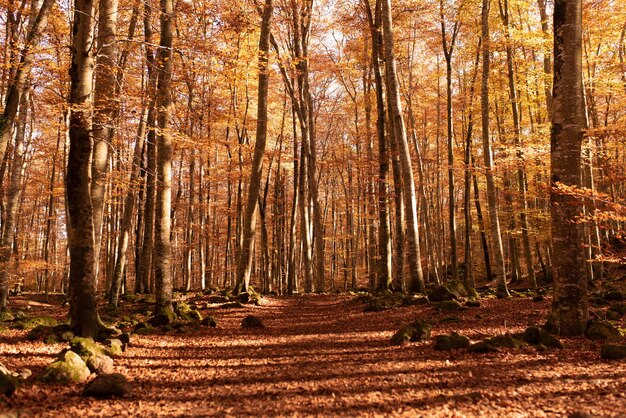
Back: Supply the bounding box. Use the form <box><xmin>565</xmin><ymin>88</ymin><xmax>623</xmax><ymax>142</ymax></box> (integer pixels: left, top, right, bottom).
<box><xmin>585</xmin><ymin>321</ymin><xmax>622</xmax><ymax>342</ymax></box>
<box><xmin>242</xmin><ymin>315</ymin><xmax>264</xmax><ymax>328</ymax></box>
<box><xmin>40</xmin><ymin>351</ymin><xmax>91</xmax><ymax>384</ymax></box>
<box><xmin>600</xmin><ymin>344</ymin><xmax>626</xmax><ymax>360</ymax></box>
<box><xmin>434</xmin><ymin>332</ymin><xmax>470</xmax><ymax>351</ymax></box>
<box><xmin>83</xmin><ymin>373</ymin><xmax>132</xmax><ymax>398</ymax></box>
<box><xmin>427</xmin><ymin>286</ymin><xmax>457</xmax><ymax>302</ymax></box>
<box><xmin>201</xmin><ymin>316</ymin><xmax>217</xmax><ymax>327</ymax></box>
<box><xmin>390</xmin><ymin>321</ymin><xmax>432</xmax><ymax>345</ymax></box>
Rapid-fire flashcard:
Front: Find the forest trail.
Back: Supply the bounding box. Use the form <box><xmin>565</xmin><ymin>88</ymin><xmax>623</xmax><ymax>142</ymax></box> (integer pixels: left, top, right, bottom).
<box><xmin>2</xmin><ymin>293</ymin><xmax>626</xmax><ymax>416</ymax></box>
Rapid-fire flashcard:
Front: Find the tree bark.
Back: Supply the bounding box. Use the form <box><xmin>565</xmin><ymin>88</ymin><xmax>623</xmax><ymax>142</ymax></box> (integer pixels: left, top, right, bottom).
<box><xmin>549</xmin><ymin>0</ymin><xmax>588</xmax><ymax>336</ymax></box>
<box><xmin>235</xmin><ymin>0</ymin><xmax>273</xmax><ymax>294</ymax></box>
<box><xmin>66</xmin><ymin>0</ymin><xmax>99</xmax><ymax>339</ymax></box>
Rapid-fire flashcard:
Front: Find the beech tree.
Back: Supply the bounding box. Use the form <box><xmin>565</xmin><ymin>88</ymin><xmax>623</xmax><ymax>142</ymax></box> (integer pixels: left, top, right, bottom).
<box><xmin>549</xmin><ymin>0</ymin><xmax>588</xmax><ymax>335</ymax></box>
<box><xmin>66</xmin><ymin>0</ymin><xmax>99</xmax><ymax>339</ymax></box>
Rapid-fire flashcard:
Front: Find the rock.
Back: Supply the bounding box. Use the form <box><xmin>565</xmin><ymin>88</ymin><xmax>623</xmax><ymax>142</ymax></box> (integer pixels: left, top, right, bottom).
<box><xmin>201</xmin><ymin>316</ymin><xmax>217</xmax><ymax>327</ymax></box>
<box><xmin>532</xmin><ymin>295</ymin><xmax>545</xmax><ymax>302</ymax></box>
<box><xmin>439</xmin><ymin>316</ymin><xmax>461</xmax><ymax>323</ymax></box>
<box><xmin>118</xmin><ymin>333</ymin><xmax>131</xmax><ymax>345</ymax></box>
<box><xmin>390</xmin><ymin>321</ymin><xmax>432</xmax><ymax>345</ymax></box>
<box><xmin>149</xmin><ymin>309</ymin><xmax>177</xmax><ymax>327</ymax></box>
<box><xmin>427</xmin><ymin>286</ymin><xmax>456</xmax><ymax>302</ymax></box>
<box><xmin>86</xmin><ymin>354</ymin><xmax>114</xmax><ymax>374</ymax></box>
<box><xmin>434</xmin><ymin>332</ymin><xmax>470</xmax><ymax>351</ymax></box>
<box><xmin>465</xmin><ymin>300</ymin><xmax>481</xmax><ymax>308</ymax></box>
<box><xmin>207</xmin><ymin>295</ymin><xmax>229</xmax><ymax>303</ymax></box>
<box><xmin>436</xmin><ymin>300</ymin><xmax>462</xmax><ymax>312</ymax></box>
<box><xmin>12</xmin><ymin>316</ymin><xmax>58</xmax><ymax>330</ymax></box>
<box><xmin>104</xmin><ymin>339</ymin><xmax>124</xmax><ymax>356</ymax></box>
<box><xmin>364</xmin><ymin>294</ymin><xmax>404</xmax><ymax>312</ymax></box>
<box><xmin>187</xmin><ymin>310</ymin><xmax>202</xmax><ymax>322</ymax></box>
<box><xmin>220</xmin><ymin>301</ymin><xmax>244</xmax><ymax>309</ymax></box>
<box><xmin>0</xmin><ymin>366</ymin><xmax>18</xmax><ymax>396</ymax></box>
<box><xmin>600</xmin><ymin>344</ymin><xmax>626</xmax><ymax>360</ymax></box>
<box><xmin>402</xmin><ymin>295</ymin><xmax>430</xmax><ymax>306</ymax></box>
<box><xmin>468</xmin><ymin>341</ymin><xmax>499</xmax><ymax>353</ymax></box>
<box><xmin>585</xmin><ymin>321</ymin><xmax>622</xmax><ymax>342</ymax></box>
<box><xmin>589</xmin><ymin>296</ymin><xmax>609</xmax><ymax>307</ymax></box>
<box><xmin>241</xmin><ymin>315</ymin><xmax>264</xmax><ymax>328</ymax></box>
<box><xmin>237</xmin><ymin>292</ymin><xmax>251</xmax><ymax>303</ymax></box>
<box><xmin>40</xmin><ymin>351</ymin><xmax>91</xmax><ymax>384</ymax></box>
<box><xmin>608</xmin><ymin>303</ymin><xmax>626</xmax><ymax>316</ymax></box>
<box><xmin>26</xmin><ymin>325</ymin><xmax>55</xmax><ymax>342</ymax></box>
<box><xmin>173</xmin><ymin>301</ymin><xmax>192</xmax><ymax>317</ymax></box>
<box><xmin>83</xmin><ymin>373</ymin><xmax>132</xmax><ymax>398</ymax></box>
<box><xmin>121</xmin><ymin>294</ymin><xmax>139</xmax><ymax>303</ymax></box>
<box><xmin>486</xmin><ymin>335</ymin><xmax>525</xmax><ymax>349</ymax></box>
<box><xmin>0</xmin><ymin>311</ymin><xmax>15</xmax><ymax>322</ymax></box>
<box><xmin>520</xmin><ymin>327</ymin><xmax>564</xmax><ymax>349</ymax></box>
<box><xmin>604</xmin><ymin>290</ymin><xmax>625</xmax><ymax>301</ymax></box>
<box><xmin>606</xmin><ymin>310</ymin><xmax>622</xmax><ymax>321</ymax></box>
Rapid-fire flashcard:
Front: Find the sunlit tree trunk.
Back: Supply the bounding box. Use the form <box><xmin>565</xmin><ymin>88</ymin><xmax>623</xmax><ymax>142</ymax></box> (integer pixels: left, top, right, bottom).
<box><xmin>91</xmin><ymin>0</ymin><xmax>118</xmax><ymax>286</ymax></box>
<box><xmin>154</xmin><ymin>0</ymin><xmax>174</xmax><ymax>316</ymax></box>
<box><xmin>381</xmin><ymin>0</ymin><xmax>424</xmax><ymax>293</ymax></box>
<box><xmin>235</xmin><ymin>0</ymin><xmax>273</xmax><ymax>294</ymax></box>
<box><xmin>549</xmin><ymin>0</ymin><xmax>588</xmax><ymax>336</ymax></box>
<box><xmin>481</xmin><ymin>0</ymin><xmax>509</xmax><ymax>296</ymax></box>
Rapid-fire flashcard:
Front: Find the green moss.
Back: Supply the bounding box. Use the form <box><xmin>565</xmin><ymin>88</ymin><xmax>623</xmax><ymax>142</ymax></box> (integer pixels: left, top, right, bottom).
<box><xmin>390</xmin><ymin>321</ymin><xmax>432</xmax><ymax>345</ymax></box>
<box><xmin>40</xmin><ymin>351</ymin><xmax>91</xmax><ymax>384</ymax></box>
<box><xmin>12</xmin><ymin>316</ymin><xmax>58</xmax><ymax>330</ymax></box>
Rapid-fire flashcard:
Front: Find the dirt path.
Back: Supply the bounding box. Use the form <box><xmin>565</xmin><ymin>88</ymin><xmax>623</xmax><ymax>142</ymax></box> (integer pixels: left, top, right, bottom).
<box><xmin>2</xmin><ymin>294</ymin><xmax>626</xmax><ymax>416</ymax></box>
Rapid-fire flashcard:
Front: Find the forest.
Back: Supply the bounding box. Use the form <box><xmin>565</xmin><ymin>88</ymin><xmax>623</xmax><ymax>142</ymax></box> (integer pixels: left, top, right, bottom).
<box><xmin>0</xmin><ymin>0</ymin><xmax>626</xmax><ymax>415</ymax></box>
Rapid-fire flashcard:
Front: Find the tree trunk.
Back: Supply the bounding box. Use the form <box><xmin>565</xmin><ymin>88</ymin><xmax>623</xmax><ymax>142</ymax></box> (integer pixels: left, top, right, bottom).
<box><xmin>549</xmin><ymin>0</ymin><xmax>588</xmax><ymax>336</ymax></box>
<box><xmin>154</xmin><ymin>0</ymin><xmax>174</xmax><ymax>316</ymax></box>
<box><xmin>235</xmin><ymin>0</ymin><xmax>273</xmax><ymax>294</ymax></box>
<box><xmin>381</xmin><ymin>0</ymin><xmax>424</xmax><ymax>293</ymax></box>
<box><xmin>481</xmin><ymin>0</ymin><xmax>509</xmax><ymax>296</ymax></box>
<box><xmin>66</xmin><ymin>0</ymin><xmax>99</xmax><ymax>339</ymax></box>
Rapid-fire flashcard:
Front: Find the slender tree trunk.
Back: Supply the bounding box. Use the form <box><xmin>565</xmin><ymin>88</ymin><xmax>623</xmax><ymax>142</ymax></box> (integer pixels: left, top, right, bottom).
<box><xmin>91</xmin><ymin>0</ymin><xmax>118</xmax><ymax>286</ymax></box>
<box><xmin>481</xmin><ymin>0</ymin><xmax>509</xmax><ymax>296</ymax></box>
<box><xmin>381</xmin><ymin>0</ymin><xmax>424</xmax><ymax>293</ymax></box>
<box><xmin>154</xmin><ymin>0</ymin><xmax>174</xmax><ymax>316</ymax></box>
<box><xmin>235</xmin><ymin>0</ymin><xmax>273</xmax><ymax>294</ymax></box>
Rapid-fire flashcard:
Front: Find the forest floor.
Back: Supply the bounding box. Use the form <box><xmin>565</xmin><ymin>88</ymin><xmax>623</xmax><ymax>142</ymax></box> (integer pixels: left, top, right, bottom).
<box><xmin>1</xmin><ymin>290</ymin><xmax>626</xmax><ymax>417</ymax></box>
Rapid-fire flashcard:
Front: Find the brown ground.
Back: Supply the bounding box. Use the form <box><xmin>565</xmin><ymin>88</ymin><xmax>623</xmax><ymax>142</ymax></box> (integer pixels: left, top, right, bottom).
<box><xmin>1</xmin><ymin>293</ymin><xmax>626</xmax><ymax>417</ymax></box>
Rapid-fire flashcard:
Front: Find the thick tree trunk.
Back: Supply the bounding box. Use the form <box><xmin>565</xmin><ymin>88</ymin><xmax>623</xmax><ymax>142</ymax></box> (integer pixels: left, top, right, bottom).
<box><xmin>549</xmin><ymin>0</ymin><xmax>588</xmax><ymax>336</ymax></box>
<box><xmin>66</xmin><ymin>0</ymin><xmax>99</xmax><ymax>339</ymax></box>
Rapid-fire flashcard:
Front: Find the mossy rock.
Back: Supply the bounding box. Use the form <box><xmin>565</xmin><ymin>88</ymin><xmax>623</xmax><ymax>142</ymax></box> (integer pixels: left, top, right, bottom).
<box><xmin>364</xmin><ymin>293</ymin><xmax>405</xmax><ymax>312</ymax></box>
<box><xmin>241</xmin><ymin>315</ymin><xmax>264</xmax><ymax>328</ymax></box>
<box><xmin>606</xmin><ymin>311</ymin><xmax>622</xmax><ymax>321</ymax></box>
<box><xmin>149</xmin><ymin>309</ymin><xmax>177</xmax><ymax>327</ymax></box>
<box><xmin>603</xmin><ymin>290</ymin><xmax>625</xmax><ymax>301</ymax></box>
<box><xmin>26</xmin><ymin>325</ymin><xmax>55</xmax><ymax>342</ymax></box>
<box><xmin>532</xmin><ymin>295</ymin><xmax>545</xmax><ymax>302</ymax></box>
<box><xmin>207</xmin><ymin>295</ymin><xmax>230</xmax><ymax>304</ymax></box>
<box><xmin>608</xmin><ymin>303</ymin><xmax>626</xmax><ymax>316</ymax></box>
<box><xmin>520</xmin><ymin>327</ymin><xmax>563</xmax><ymax>349</ymax></box>
<box><xmin>402</xmin><ymin>295</ymin><xmax>430</xmax><ymax>306</ymax></box>
<box><xmin>86</xmin><ymin>353</ymin><xmax>114</xmax><ymax>374</ymax></box>
<box><xmin>200</xmin><ymin>316</ymin><xmax>217</xmax><ymax>327</ymax></box>
<box><xmin>465</xmin><ymin>300</ymin><xmax>481</xmax><ymax>308</ymax></box>
<box><xmin>589</xmin><ymin>296</ymin><xmax>610</xmax><ymax>307</ymax></box>
<box><xmin>486</xmin><ymin>335</ymin><xmax>526</xmax><ymax>349</ymax></box>
<box><xmin>220</xmin><ymin>301</ymin><xmax>243</xmax><ymax>309</ymax></box>
<box><xmin>40</xmin><ymin>351</ymin><xmax>91</xmax><ymax>384</ymax></box>
<box><xmin>121</xmin><ymin>294</ymin><xmax>139</xmax><ymax>303</ymax></box>
<box><xmin>585</xmin><ymin>321</ymin><xmax>622</xmax><ymax>342</ymax></box>
<box><xmin>173</xmin><ymin>301</ymin><xmax>192</xmax><ymax>316</ymax></box>
<box><xmin>427</xmin><ymin>286</ymin><xmax>457</xmax><ymax>302</ymax></box>
<box><xmin>70</xmin><ymin>337</ymin><xmax>112</xmax><ymax>361</ymax></box>
<box><xmin>434</xmin><ymin>332</ymin><xmax>470</xmax><ymax>351</ymax></box>
<box><xmin>0</xmin><ymin>311</ymin><xmax>15</xmax><ymax>322</ymax></box>
<box><xmin>600</xmin><ymin>344</ymin><xmax>626</xmax><ymax>360</ymax></box>
<box><xmin>203</xmin><ymin>286</ymin><xmax>221</xmax><ymax>295</ymax></box>
<box><xmin>133</xmin><ymin>323</ymin><xmax>153</xmax><ymax>335</ymax></box>
<box><xmin>83</xmin><ymin>373</ymin><xmax>132</xmax><ymax>398</ymax></box>
<box><xmin>187</xmin><ymin>310</ymin><xmax>203</xmax><ymax>322</ymax></box>
<box><xmin>468</xmin><ymin>341</ymin><xmax>499</xmax><ymax>354</ymax></box>
<box><xmin>0</xmin><ymin>367</ymin><xmax>18</xmax><ymax>396</ymax></box>
<box><xmin>390</xmin><ymin>321</ymin><xmax>432</xmax><ymax>345</ymax></box>
<box><xmin>439</xmin><ymin>316</ymin><xmax>461</xmax><ymax>324</ymax></box>
<box><xmin>104</xmin><ymin>339</ymin><xmax>124</xmax><ymax>356</ymax></box>
<box><xmin>436</xmin><ymin>300</ymin><xmax>462</xmax><ymax>312</ymax></box>
<box><xmin>12</xmin><ymin>316</ymin><xmax>58</xmax><ymax>330</ymax></box>
<box><xmin>139</xmin><ymin>295</ymin><xmax>156</xmax><ymax>304</ymax></box>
